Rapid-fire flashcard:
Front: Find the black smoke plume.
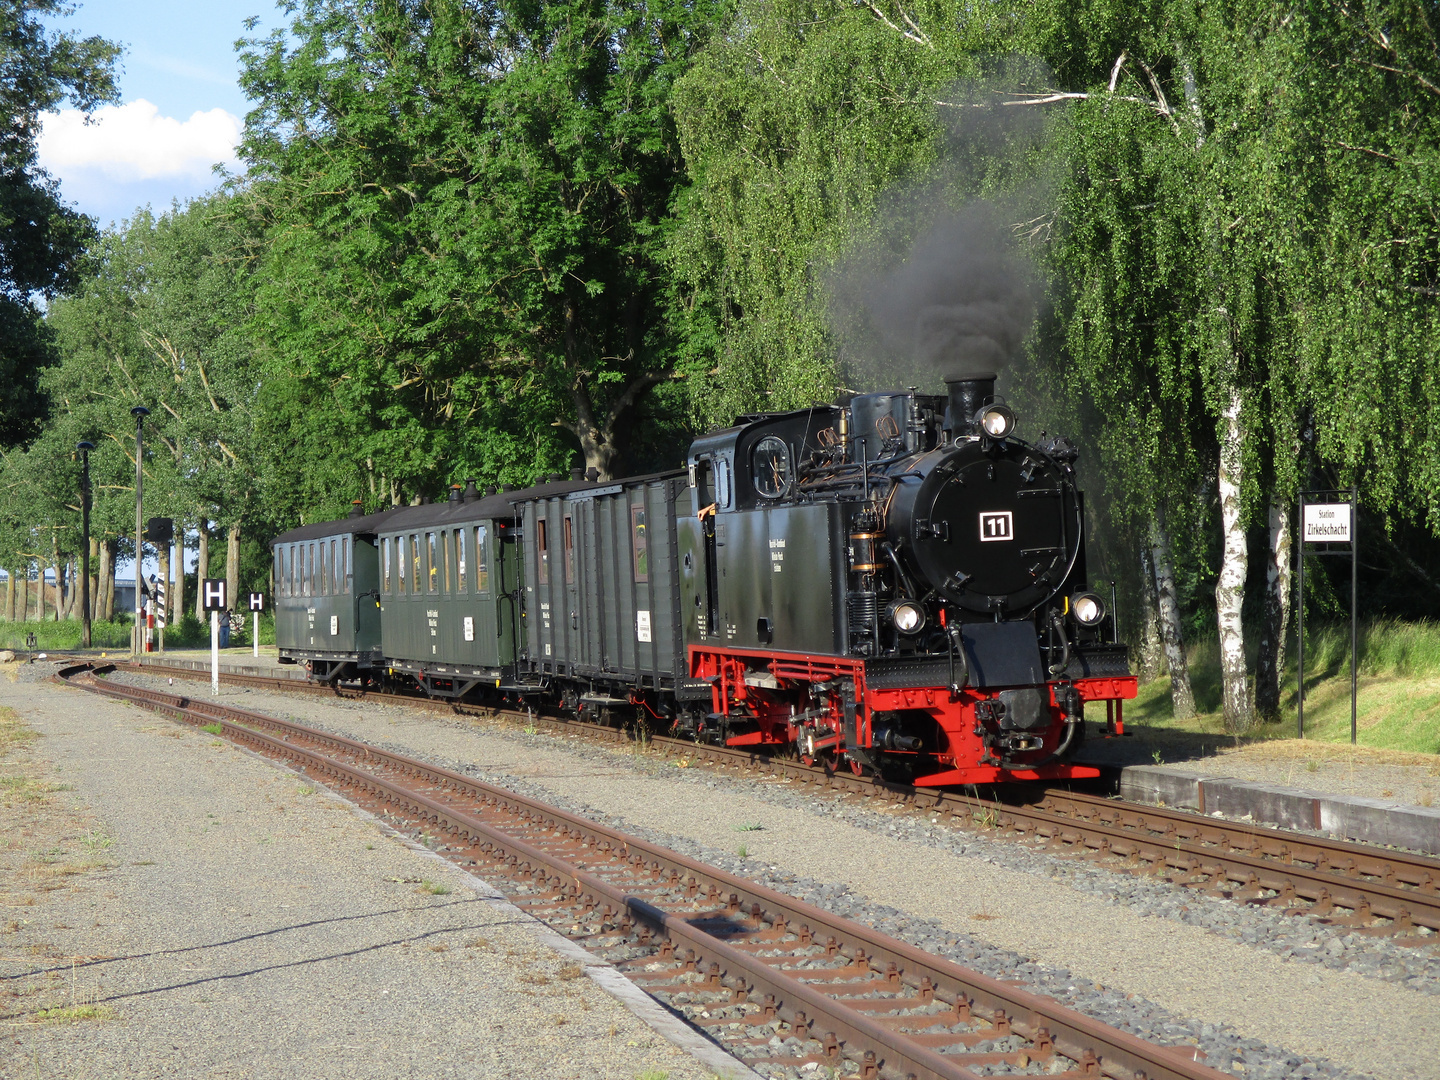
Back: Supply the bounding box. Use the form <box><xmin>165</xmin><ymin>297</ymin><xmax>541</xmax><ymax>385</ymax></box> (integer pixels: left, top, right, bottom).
<box><xmin>830</xmin><ymin>201</ymin><xmax>1038</xmax><ymax>393</ymax></box>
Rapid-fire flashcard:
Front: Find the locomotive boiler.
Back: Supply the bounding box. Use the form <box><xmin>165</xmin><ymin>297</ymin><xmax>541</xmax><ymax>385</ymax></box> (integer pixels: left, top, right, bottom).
<box><xmin>675</xmin><ymin>372</ymin><xmax>1135</xmax><ymax>784</ymax></box>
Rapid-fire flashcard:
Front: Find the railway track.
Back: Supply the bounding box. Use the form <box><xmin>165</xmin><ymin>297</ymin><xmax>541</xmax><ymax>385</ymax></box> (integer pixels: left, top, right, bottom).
<box><xmin>58</xmin><ymin>660</ymin><xmax>1228</xmax><ymax>1080</ymax></box>
<box><xmin>104</xmin><ymin>657</ymin><xmax>1440</xmax><ymax>946</ymax></box>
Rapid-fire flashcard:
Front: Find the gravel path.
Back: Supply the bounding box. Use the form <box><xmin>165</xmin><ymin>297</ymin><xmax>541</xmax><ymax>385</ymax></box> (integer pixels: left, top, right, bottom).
<box><xmin>102</xmin><ymin>670</ymin><xmax>1440</xmax><ymax>1080</ymax></box>
<box><xmin>0</xmin><ymin>668</ymin><xmax>731</xmax><ymax>1080</ymax></box>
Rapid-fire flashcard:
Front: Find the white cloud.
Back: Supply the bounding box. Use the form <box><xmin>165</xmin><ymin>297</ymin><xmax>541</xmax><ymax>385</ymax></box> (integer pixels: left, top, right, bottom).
<box><xmin>38</xmin><ymin>99</ymin><xmax>242</xmax><ymax>183</ymax></box>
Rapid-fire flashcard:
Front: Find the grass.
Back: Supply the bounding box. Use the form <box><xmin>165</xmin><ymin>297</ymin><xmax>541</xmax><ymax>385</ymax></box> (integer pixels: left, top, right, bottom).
<box><xmin>200</xmin><ymin>723</ymin><xmax>223</xmax><ymax>736</ymax></box>
<box><xmin>33</xmin><ymin>1003</ymin><xmax>116</xmax><ymax>1023</ymax></box>
<box><xmin>1132</xmin><ymin>619</ymin><xmax>1440</xmax><ymax>756</ymax></box>
<box><xmin>418</xmin><ymin>879</ymin><xmax>451</xmax><ymax>895</ymax></box>
<box><xmin>0</xmin><ymin>612</ymin><xmax>277</xmax><ymax>651</ymax></box>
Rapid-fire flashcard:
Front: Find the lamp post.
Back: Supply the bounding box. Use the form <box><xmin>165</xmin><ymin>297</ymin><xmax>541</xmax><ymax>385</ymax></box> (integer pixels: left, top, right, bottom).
<box><xmin>76</xmin><ymin>441</ymin><xmax>95</xmax><ymax>648</ymax></box>
<box><xmin>131</xmin><ymin>406</ymin><xmax>149</xmax><ymax>658</ymax></box>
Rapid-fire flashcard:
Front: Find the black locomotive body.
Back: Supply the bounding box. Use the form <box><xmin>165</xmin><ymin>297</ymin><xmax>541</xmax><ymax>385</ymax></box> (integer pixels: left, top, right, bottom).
<box><xmin>272</xmin><ymin>372</ymin><xmax>1135</xmax><ymax>786</ymax></box>
<box><xmin>673</xmin><ymin>373</ymin><xmax>1134</xmax><ymax>784</ymax></box>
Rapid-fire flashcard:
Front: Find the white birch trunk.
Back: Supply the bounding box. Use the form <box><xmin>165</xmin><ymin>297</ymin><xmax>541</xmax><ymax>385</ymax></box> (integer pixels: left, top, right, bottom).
<box><xmin>1215</xmin><ymin>388</ymin><xmax>1253</xmax><ymax>732</ymax></box>
<box><xmin>1137</xmin><ymin>546</ymin><xmax>1165</xmax><ymax>682</ymax></box>
<box><xmin>1255</xmin><ymin>492</ymin><xmax>1293</xmax><ymax>720</ymax></box>
<box><xmin>1150</xmin><ymin>517</ymin><xmax>1195</xmax><ymax>718</ymax></box>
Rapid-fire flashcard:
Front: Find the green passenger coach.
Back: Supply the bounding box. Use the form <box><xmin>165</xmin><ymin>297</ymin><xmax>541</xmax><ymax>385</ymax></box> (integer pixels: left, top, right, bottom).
<box><xmin>374</xmin><ymin>487</ymin><xmax>522</xmax><ymax>697</ymax></box>
<box><xmin>272</xmin><ymin>503</ymin><xmax>403</xmax><ymax>680</ymax></box>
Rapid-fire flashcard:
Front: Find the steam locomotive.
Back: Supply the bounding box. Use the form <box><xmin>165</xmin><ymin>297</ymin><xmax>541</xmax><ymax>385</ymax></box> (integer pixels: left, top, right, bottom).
<box><xmin>271</xmin><ymin>373</ymin><xmax>1136</xmax><ymax>786</ymax></box>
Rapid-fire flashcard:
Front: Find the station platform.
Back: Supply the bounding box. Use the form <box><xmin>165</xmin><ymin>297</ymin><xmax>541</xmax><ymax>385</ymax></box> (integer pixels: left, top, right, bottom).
<box><xmin>128</xmin><ymin>648</ymin><xmax>308</xmax><ymax>681</ymax></box>
<box><xmin>1075</xmin><ymin>737</ymin><xmax>1440</xmax><ymax>856</ymax></box>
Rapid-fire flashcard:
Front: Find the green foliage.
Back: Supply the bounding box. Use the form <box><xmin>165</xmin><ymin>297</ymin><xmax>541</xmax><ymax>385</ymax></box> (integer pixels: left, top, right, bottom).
<box><xmin>0</xmin><ymin>618</ymin><xmax>131</xmax><ymax>651</ymax></box>
<box><xmin>668</xmin><ymin>0</ymin><xmax>1020</xmax><ymax>421</ymax></box>
<box><xmin>236</xmin><ymin>0</ymin><xmax>729</xmax><ymax>509</ymax></box>
<box><xmin>0</xmin><ymin>1</ymin><xmax>121</xmax><ymax>448</ymax></box>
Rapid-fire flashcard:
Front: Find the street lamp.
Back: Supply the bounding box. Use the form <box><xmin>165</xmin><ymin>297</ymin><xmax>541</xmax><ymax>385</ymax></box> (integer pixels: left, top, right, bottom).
<box><xmin>76</xmin><ymin>441</ymin><xmax>94</xmax><ymax>649</ymax></box>
<box><xmin>131</xmin><ymin>406</ymin><xmax>149</xmax><ymax>657</ymax></box>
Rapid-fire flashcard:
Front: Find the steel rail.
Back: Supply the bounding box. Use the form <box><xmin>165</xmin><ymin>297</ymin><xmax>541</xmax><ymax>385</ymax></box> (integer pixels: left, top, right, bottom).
<box><xmin>59</xmin><ymin>663</ymin><xmax>1226</xmax><ymax>1080</ymax></box>
<box><xmin>105</xmin><ymin>658</ymin><xmax>1440</xmax><ymax>939</ymax></box>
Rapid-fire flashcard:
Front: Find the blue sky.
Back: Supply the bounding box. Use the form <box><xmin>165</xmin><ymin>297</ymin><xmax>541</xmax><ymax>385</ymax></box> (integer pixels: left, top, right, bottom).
<box><xmin>38</xmin><ymin>0</ymin><xmax>287</xmax><ymax>228</ymax></box>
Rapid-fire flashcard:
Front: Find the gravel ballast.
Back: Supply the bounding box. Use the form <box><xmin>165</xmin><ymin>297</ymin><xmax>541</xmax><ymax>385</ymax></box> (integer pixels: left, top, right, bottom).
<box><xmin>0</xmin><ymin>669</ymin><xmax>733</xmax><ymax>1080</ymax></box>
<box><xmin>96</xmin><ymin>667</ymin><xmax>1440</xmax><ymax>1080</ymax></box>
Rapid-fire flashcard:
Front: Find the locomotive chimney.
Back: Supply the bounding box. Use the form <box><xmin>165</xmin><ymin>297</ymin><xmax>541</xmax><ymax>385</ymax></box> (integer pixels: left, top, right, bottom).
<box><xmin>943</xmin><ymin>373</ymin><xmax>996</xmax><ymax>437</ymax></box>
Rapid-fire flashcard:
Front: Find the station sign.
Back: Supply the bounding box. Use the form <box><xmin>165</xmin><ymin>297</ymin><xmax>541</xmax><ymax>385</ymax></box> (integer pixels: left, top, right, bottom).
<box><xmin>1303</xmin><ymin>503</ymin><xmax>1351</xmax><ymax>543</ymax></box>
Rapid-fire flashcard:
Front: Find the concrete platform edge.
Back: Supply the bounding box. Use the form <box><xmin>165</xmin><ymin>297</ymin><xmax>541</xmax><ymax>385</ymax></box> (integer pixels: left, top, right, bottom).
<box><xmin>132</xmin><ymin>655</ymin><xmax>308</xmax><ymax>680</ymax></box>
<box><xmin>1117</xmin><ymin>763</ymin><xmax>1440</xmax><ymax>856</ymax></box>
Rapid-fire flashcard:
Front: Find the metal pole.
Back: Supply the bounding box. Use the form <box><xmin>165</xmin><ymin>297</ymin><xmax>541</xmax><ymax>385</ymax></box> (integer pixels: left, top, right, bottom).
<box><xmin>131</xmin><ymin>407</ymin><xmax>149</xmax><ymax>658</ymax></box>
<box><xmin>253</xmin><ymin>609</ymin><xmax>259</xmax><ymax>658</ymax></box>
<box><xmin>1296</xmin><ymin>495</ymin><xmax>1305</xmax><ymax>739</ymax></box>
<box><xmin>211</xmin><ymin>608</ymin><xmax>220</xmax><ymax>693</ymax></box>
<box><xmin>77</xmin><ymin>442</ymin><xmax>94</xmax><ymax>649</ymax></box>
<box><xmin>1351</xmin><ymin>485</ymin><xmax>1358</xmax><ymax>745</ymax></box>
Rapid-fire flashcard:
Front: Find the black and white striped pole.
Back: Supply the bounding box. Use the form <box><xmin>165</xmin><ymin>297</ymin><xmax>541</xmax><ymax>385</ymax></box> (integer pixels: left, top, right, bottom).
<box><xmin>203</xmin><ymin>578</ymin><xmax>228</xmax><ymax>693</ymax></box>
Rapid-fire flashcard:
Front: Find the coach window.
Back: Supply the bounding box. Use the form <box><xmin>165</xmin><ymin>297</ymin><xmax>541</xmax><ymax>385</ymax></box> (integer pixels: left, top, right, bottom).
<box><xmin>341</xmin><ymin>536</ymin><xmax>351</xmax><ymax>594</ymax></box>
<box><xmin>396</xmin><ymin>538</ymin><xmax>406</xmax><ymax>594</ymax></box>
<box><xmin>287</xmin><ymin>545</ymin><xmax>296</xmax><ymax>597</ymax></box>
<box><xmin>442</xmin><ymin>531</ymin><xmax>452</xmax><ymax>594</ymax></box>
<box><xmin>299</xmin><ymin>543</ymin><xmax>309</xmax><ymax>597</ymax></box>
<box><xmin>273</xmin><ymin>549</ymin><xmax>283</xmax><ymax>598</ymax></box>
<box><xmin>410</xmin><ymin>534</ymin><xmax>422</xmax><ymax>594</ymax></box>
<box><xmin>456</xmin><ymin>528</ymin><xmax>467</xmax><ymax>593</ymax></box>
<box><xmin>631</xmin><ymin>504</ymin><xmax>648</xmax><ymax>581</ymax></box>
<box><xmin>382</xmin><ymin>538</ymin><xmax>392</xmax><ymax>594</ymax></box>
<box><xmin>537</xmin><ymin>518</ymin><xmax>549</xmax><ymax>584</ymax></box>
<box><xmin>563</xmin><ymin>514</ymin><xmax>575</xmax><ymax>584</ymax></box>
<box><xmin>321</xmin><ymin>539</ymin><xmax>331</xmax><ymax>595</ymax></box>
<box><xmin>477</xmin><ymin>525</ymin><xmax>491</xmax><ymax>594</ymax></box>
<box><xmin>426</xmin><ymin>533</ymin><xmax>440</xmax><ymax>593</ymax></box>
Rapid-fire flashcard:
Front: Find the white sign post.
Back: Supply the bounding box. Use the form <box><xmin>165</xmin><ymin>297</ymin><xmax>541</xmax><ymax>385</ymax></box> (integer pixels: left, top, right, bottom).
<box><xmin>203</xmin><ymin>579</ymin><xmax>228</xmax><ymax>693</ymax></box>
<box><xmin>1297</xmin><ymin>490</ymin><xmax>1359</xmax><ymax>742</ymax></box>
<box><xmin>249</xmin><ymin>593</ymin><xmax>265</xmax><ymax>658</ymax></box>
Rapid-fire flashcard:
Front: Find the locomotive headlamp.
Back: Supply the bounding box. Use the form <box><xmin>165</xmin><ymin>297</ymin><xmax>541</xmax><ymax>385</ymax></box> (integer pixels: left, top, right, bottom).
<box><xmin>1071</xmin><ymin>591</ymin><xmax>1107</xmax><ymax>627</ymax></box>
<box><xmin>888</xmin><ymin>599</ymin><xmax>927</xmax><ymax>635</ymax></box>
<box><xmin>975</xmin><ymin>403</ymin><xmax>1015</xmax><ymax>439</ymax></box>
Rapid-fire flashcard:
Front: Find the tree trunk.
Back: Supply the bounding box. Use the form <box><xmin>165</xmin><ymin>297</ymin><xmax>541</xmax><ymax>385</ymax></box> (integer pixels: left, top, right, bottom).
<box><xmin>1215</xmin><ymin>388</ymin><xmax>1253</xmax><ymax>733</ymax></box>
<box><xmin>3</xmin><ymin>569</ymin><xmax>13</xmax><ymax>621</ymax></box>
<box><xmin>171</xmin><ymin>531</ymin><xmax>184</xmax><ymax>627</ymax></box>
<box><xmin>195</xmin><ymin>523</ymin><xmax>209</xmax><ymax>621</ymax></box>
<box><xmin>1150</xmin><ymin>515</ymin><xmax>1196</xmax><ymax>719</ymax></box>
<box><xmin>49</xmin><ymin>536</ymin><xmax>62</xmax><ymax>621</ymax></box>
<box><xmin>1136</xmin><ymin>546</ymin><xmax>1166</xmax><ymax>682</ymax></box>
<box><xmin>1255</xmin><ymin>491</ymin><xmax>1293</xmax><ymax>722</ymax></box>
<box><xmin>100</xmin><ymin>541</ymin><xmax>115</xmax><ymax>621</ymax></box>
<box><xmin>29</xmin><ymin>563</ymin><xmax>40</xmax><ymax>621</ymax></box>
<box><xmin>63</xmin><ymin>560</ymin><xmax>78</xmax><ymax>619</ymax></box>
<box><xmin>89</xmin><ymin>538</ymin><xmax>99</xmax><ymax>624</ymax></box>
<box><xmin>226</xmin><ymin>522</ymin><xmax>241</xmax><ymax>615</ymax></box>
<box><xmin>157</xmin><ymin>542</ymin><xmax>170</xmax><ymax>626</ymax></box>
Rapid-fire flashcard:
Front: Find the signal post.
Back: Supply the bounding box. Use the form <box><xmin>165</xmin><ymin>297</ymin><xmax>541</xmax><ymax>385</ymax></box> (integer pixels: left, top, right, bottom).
<box><xmin>203</xmin><ymin>578</ymin><xmax>228</xmax><ymax>693</ymax></box>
